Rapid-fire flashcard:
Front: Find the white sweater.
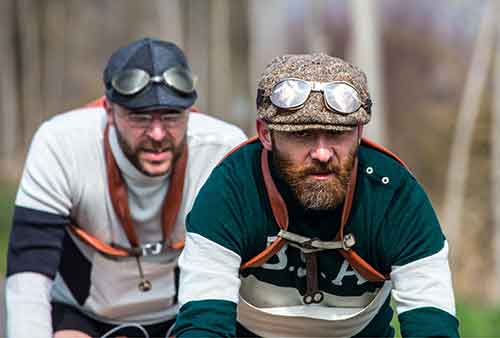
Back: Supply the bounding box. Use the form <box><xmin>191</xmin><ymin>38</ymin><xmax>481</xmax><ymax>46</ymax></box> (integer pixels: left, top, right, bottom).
<box><xmin>6</xmin><ymin>106</ymin><xmax>246</xmax><ymax>337</ymax></box>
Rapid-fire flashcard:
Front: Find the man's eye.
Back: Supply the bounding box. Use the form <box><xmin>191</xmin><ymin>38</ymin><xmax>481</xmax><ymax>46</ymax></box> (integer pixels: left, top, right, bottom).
<box><xmin>160</xmin><ymin>115</ymin><xmax>180</xmax><ymax>122</ymax></box>
<box><xmin>129</xmin><ymin>114</ymin><xmax>151</xmax><ymax>122</ymax></box>
<box><xmin>292</xmin><ymin>131</ymin><xmax>312</xmax><ymax>138</ymax></box>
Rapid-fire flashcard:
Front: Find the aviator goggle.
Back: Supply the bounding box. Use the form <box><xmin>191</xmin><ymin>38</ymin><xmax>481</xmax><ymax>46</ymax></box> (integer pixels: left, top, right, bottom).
<box><xmin>267</xmin><ymin>78</ymin><xmax>371</xmax><ymax>114</ymax></box>
<box><xmin>111</xmin><ymin>67</ymin><xmax>195</xmax><ymax>96</ymax></box>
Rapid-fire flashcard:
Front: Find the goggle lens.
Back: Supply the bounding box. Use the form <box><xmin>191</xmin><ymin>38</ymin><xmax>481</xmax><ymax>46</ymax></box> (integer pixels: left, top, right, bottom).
<box><xmin>112</xmin><ymin>69</ymin><xmax>150</xmax><ymax>96</ymax></box>
<box><xmin>270</xmin><ymin>79</ymin><xmax>311</xmax><ymax>109</ymax></box>
<box><xmin>323</xmin><ymin>82</ymin><xmax>362</xmax><ymax>113</ymax></box>
<box><xmin>111</xmin><ymin>67</ymin><xmax>195</xmax><ymax>96</ymax></box>
<box><xmin>163</xmin><ymin>67</ymin><xmax>195</xmax><ymax>94</ymax></box>
<box><xmin>269</xmin><ymin>79</ymin><xmax>365</xmax><ymax>114</ymax></box>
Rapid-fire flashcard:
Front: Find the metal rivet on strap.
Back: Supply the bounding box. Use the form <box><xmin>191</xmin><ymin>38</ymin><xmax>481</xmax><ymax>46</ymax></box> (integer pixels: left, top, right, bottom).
<box><xmin>342</xmin><ymin>233</ymin><xmax>356</xmax><ymax>250</ymax></box>
<box><xmin>382</xmin><ymin>177</ymin><xmax>390</xmax><ymax>184</ymax></box>
<box><xmin>366</xmin><ymin>167</ymin><xmax>374</xmax><ymax>174</ymax></box>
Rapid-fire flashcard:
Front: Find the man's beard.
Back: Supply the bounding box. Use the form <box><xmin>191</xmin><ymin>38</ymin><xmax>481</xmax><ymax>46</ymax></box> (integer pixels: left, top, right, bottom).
<box><xmin>115</xmin><ymin>126</ymin><xmax>185</xmax><ymax>177</ymax></box>
<box><xmin>272</xmin><ymin>145</ymin><xmax>357</xmax><ymax>211</ymax></box>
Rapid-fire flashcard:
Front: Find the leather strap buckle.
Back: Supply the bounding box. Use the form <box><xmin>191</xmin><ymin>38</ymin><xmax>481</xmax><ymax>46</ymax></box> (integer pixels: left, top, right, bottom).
<box><xmin>277</xmin><ymin>230</ymin><xmax>356</xmax><ymax>253</ymax></box>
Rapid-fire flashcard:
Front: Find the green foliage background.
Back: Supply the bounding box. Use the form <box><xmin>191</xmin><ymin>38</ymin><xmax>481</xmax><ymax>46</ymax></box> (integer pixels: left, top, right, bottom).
<box><xmin>0</xmin><ymin>181</ymin><xmax>15</xmax><ymax>274</ymax></box>
<box><xmin>0</xmin><ymin>180</ymin><xmax>499</xmax><ymax>335</ymax></box>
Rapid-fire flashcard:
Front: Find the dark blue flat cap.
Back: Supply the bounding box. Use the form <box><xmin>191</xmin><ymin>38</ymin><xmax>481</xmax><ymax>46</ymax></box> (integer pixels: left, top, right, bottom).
<box><xmin>103</xmin><ymin>38</ymin><xmax>197</xmax><ymax>111</ymax></box>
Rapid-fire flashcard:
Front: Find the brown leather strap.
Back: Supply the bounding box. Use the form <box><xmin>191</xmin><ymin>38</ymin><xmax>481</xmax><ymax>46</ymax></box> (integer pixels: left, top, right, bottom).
<box><xmin>194</xmin><ymin>133</ymin><xmax>399</xmax><ymax>280</ymax></box>
<box><xmin>85</xmin><ymin>96</ymin><xmax>106</xmax><ymax>108</ymax></box>
<box><xmin>69</xmin><ymin>225</ymin><xmax>130</xmax><ymax>257</ymax></box>
<box><xmin>304</xmin><ymin>252</ymin><xmax>320</xmax><ymax>301</ymax></box>
<box><xmin>339</xmin><ymin>249</ymin><xmax>386</xmax><ymax>282</ymax></box>
<box><xmin>104</xmin><ymin>123</ymin><xmax>188</xmax><ymax>249</ymax></box>
<box><xmin>240</xmin><ymin>238</ymin><xmax>287</xmax><ymax>270</ymax></box>
<box><xmin>335</xmin><ymin>157</ymin><xmax>387</xmax><ymax>282</ymax></box>
<box><xmin>70</xmin><ymin>103</ymin><xmax>188</xmax><ymax>256</ymax></box>
<box><xmin>239</xmin><ymin>148</ymin><xmax>289</xmax><ymax>270</ymax></box>
<box><xmin>161</xmin><ymin>141</ymin><xmax>188</xmax><ymax>246</ymax></box>
<box><xmin>361</xmin><ymin>137</ymin><xmax>409</xmax><ymax>170</ymax></box>
<box><xmin>260</xmin><ymin>148</ymin><xmax>288</xmax><ymax>231</ymax></box>
<box><xmin>243</xmin><ymin>141</ymin><xmax>388</xmax><ymax>282</ymax></box>
<box><xmin>104</xmin><ymin>124</ymin><xmax>139</xmax><ymax>246</ymax></box>
<box><xmin>219</xmin><ymin>136</ymin><xmax>259</xmax><ymax>164</ymax></box>
<box><xmin>338</xmin><ymin>158</ymin><xmax>358</xmax><ymax>242</ymax></box>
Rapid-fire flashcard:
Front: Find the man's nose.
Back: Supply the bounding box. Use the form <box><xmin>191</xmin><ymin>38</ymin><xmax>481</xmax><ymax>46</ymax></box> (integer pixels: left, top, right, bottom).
<box><xmin>146</xmin><ymin>119</ymin><xmax>168</xmax><ymax>141</ymax></box>
<box><xmin>310</xmin><ymin>137</ymin><xmax>334</xmax><ymax>162</ymax></box>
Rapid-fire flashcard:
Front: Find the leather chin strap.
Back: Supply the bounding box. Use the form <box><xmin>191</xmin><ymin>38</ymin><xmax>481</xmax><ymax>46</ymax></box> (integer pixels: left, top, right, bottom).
<box><xmin>69</xmin><ymin>123</ymin><xmax>187</xmax><ymax>257</ymax></box>
<box><xmin>241</xmin><ymin>128</ymin><xmax>388</xmax><ymax>283</ymax></box>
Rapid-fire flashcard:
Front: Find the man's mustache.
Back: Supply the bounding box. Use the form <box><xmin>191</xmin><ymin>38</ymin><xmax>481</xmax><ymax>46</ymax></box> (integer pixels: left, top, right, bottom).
<box><xmin>140</xmin><ymin>141</ymin><xmax>174</xmax><ymax>153</ymax></box>
<box><xmin>298</xmin><ymin>162</ymin><xmax>341</xmax><ymax>177</ymax></box>
<box><xmin>141</xmin><ymin>147</ymin><xmax>173</xmax><ymax>152</ymax></box>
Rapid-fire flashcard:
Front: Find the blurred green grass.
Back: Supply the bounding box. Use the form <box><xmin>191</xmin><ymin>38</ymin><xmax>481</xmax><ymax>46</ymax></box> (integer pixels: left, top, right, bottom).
<box><xmin>391</xmin><ymin>300</ymin><xmax>500</xmax><ymax>337</ymax></box>
<box><xmin>0</xmin><ymin>180</ymin><xmax>15</xmax><ymax>274</ymax></box>
<box><xmin>0</xmin><ymin>179</ymin><xmax>499</xmax><ymax>335</ymax></box>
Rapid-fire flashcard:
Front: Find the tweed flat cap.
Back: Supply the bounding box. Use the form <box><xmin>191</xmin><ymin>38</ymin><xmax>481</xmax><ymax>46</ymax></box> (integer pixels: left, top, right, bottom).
<box><xmin>256</xmin><ymin>53</ymin><xmax>371</xmax><ymax>131</ymax></box>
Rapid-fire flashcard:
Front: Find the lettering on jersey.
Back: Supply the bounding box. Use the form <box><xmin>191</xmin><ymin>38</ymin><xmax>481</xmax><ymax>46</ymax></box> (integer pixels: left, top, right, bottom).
<box><xmin>296</xmin><ymin>252</ymin><xmax>307</xmax><ymax>278</ymax></box>
<box><xmin>331</xmin><ymin>259</ymin><xmax>367</xmax><ymax>286</ymax></box>
<box><xmin>261</xmin><ymin>238</ymin><xmax>368</xmax><ymax>286</ymax></box>
<box><xmin>262</xmin><ymin>236</ymin><xmax>289</xmax><ymax>270</ymax></box>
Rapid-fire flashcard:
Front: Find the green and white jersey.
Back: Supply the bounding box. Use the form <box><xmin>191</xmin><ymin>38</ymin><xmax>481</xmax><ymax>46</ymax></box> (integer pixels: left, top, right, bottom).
<box><xmin>174</xmin><ymin>140</ymin><xmax>459</xmax><ymax>338</ymax></box>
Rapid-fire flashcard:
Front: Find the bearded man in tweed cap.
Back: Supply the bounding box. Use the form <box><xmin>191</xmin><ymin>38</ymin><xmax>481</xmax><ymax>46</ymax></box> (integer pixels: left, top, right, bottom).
<box><xmin>173</xmin><ymin>54</ymin><xmax>459</xmax><ymax>338</ymax></box>
<box><xmin>255</xmin><ymin>53</ymin><xmax>373</xmax><ymax>210</ymax></box>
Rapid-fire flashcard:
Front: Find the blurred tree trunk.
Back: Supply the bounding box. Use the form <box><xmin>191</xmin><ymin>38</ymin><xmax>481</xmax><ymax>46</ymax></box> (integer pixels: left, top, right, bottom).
<box><xmin>185</xmin><ymin>0</ymin><xmax>210</xmax><ymax>112</ymax></box>
<box><xmin>17</xmin><ymin>0</ymin><xmax>43</xmax><ymax>147</ymax></box>
<box><xmin>442</xmin><ymin>0</ymin><xmax>495</xmax><ymax>261</ymax></box>
<box><xmin>209</xmin><ymin>0</ymin><xmax>232</xmax><ymax>120</ymax></box>
<box><xmin>304</xmin><ymin>0</ymin><xmax>329</xmax><ymax>53</ymax></box>
<box><xmin>349</xmin><ymin>0</ymin><xmax>387</xmax><ymax>145</ymax></box>
<box><xmin>229</xmin><ymin>0</ymin><xmax>251</xmax><ymax>133</ymax></box>
<box><xmin>0</xmin><ymin>0</ymin><xmax>19</xmax><ymax>171</ymax></box>
<box><xmin>43</xmin><ymin>0</ymin><xmax>67</xmax><ymax>117</ymax></box>
<box><xmin>155</xmin><ymin>0</ymin><xmax>185</xmax><ymax>48</ymax></box>
<box><xmin>248</xmin><ymin>0</ymin><xmax>287</xmax><ymax>134</ymax></box>
<box><xmin>492</xmin><ymin>1</ymin><xmax>500</xmax><ymax>301</ymax></box>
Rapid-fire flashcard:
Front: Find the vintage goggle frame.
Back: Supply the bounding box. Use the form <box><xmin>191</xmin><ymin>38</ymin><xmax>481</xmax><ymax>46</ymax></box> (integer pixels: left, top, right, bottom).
<box><xmin>111</xmin><ymin>67</ymin><xmax>195</xmax><ymax>96</ymax></box>
<box><xmin>268</xmin><ymin>78</ymin><xmax>371</xmax><ymax>114</ymax></box>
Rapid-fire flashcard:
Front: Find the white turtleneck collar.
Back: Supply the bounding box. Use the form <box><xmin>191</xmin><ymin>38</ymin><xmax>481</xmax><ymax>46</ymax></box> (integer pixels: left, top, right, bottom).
<box><xmin>107</xmin><ymin>125</ymin><xmax>172</xmax><ymax>243</ymax></box>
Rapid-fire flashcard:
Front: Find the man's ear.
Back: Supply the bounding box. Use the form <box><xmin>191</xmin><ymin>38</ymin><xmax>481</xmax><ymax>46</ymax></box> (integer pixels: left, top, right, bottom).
<box><xmin>103</xmin><ymin>97</ymin><xmax>114</xmax><ymax>125</ymax></box>
<box><xmin>256</xmin><ymin>119</ymin><xmax>273</xmax><ymax>151</ymax></box>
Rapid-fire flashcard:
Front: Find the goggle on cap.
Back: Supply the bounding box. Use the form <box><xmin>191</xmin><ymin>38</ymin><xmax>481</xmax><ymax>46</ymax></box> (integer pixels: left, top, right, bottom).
<box><xmin>256</xmin><ymin>53</ymin><xmax>372</xmax><ymax>132</ymax></box>
<box><xmin>103</xmin><ymin>37</ymin><xmax>197</xmax><ymax>111</ymax></box>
